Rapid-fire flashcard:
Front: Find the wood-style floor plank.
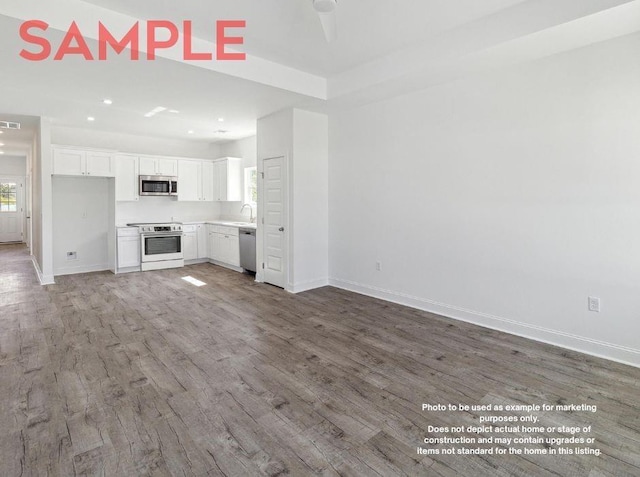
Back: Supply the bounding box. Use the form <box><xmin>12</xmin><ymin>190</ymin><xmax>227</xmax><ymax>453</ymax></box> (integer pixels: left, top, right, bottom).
<box><xmin>1</xmin><ymin>243</ymin><xmax>640</xmax><ymax>476</ymax></box>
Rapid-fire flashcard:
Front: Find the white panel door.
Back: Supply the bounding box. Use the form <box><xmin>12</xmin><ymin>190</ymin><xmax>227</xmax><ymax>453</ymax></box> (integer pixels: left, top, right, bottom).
<box><xmin>0</xmin><ymin>178</ymin><xmax>24</xmax><ymax>243</ymax></box>
<box><xmin>263</xmin><ymin>157</ymin><xmax>286</xmax><ymax>288</ymax></box>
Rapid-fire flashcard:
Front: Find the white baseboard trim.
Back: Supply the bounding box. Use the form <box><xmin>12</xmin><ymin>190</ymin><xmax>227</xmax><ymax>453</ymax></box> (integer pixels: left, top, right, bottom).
<box><xmin>31</xmin><ymin>256</ymin><xmax>55</xmax><ymax>285</ymax></box>
<box><xmin>185</xmin><ymin>259</ymin><xmax>209</xmax><ymax>265</ymax></box>
<box><xmin>329</xmin><ymin>277</ymin><xmax>640</xmax><ymax>369</ymax></box>
<box><xmin>115</xmin><ymin>266</ymin><xmax>141</xmax><ymax>275</ymax></box>
<box><xmin>289</xmin><ymin>278</ymin><xmax>329</xmax><ymax>294</ymax></box>
<box><xmin>54</xmin><ymin>263</ymin><xmax>109</xmax><ymax>277</ymax></box>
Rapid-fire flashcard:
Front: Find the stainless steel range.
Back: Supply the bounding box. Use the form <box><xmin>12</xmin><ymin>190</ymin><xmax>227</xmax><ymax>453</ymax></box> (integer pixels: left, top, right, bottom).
<box><xmin>129</xmin><ymin>223</ymin><xmax>184</xmax><ymax>271</ymax></box>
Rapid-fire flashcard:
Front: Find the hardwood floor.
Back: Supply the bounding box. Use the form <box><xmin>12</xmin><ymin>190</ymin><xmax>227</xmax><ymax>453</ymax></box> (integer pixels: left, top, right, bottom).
<box><xmin>1</xmin><ymin>243</ymin><xmax>639</xmax><ymax>476</ymax></box>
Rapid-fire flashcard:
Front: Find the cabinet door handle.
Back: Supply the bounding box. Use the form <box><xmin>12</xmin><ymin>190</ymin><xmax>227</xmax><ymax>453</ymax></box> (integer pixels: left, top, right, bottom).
<box><xmin>279</xmin><ymin>227</ymin><xmax>284</xmax><ymax>232</ymax></box>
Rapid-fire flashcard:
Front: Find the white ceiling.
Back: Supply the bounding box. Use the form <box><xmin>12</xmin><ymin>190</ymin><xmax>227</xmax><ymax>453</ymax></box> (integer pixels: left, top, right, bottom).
<box><xmin>0</xmin><ymin>115</ymin><xmax>38</xmax><ymax>157</ymax></box>
<box><xmin>80</xmin><ymin>0</ymin><xmax>529</xmax><ymax>76</ymax></box>
<box><xmin>0</xmin><ymin>0</ymin><xmax>638</xmax><ymax>144</ymax></box>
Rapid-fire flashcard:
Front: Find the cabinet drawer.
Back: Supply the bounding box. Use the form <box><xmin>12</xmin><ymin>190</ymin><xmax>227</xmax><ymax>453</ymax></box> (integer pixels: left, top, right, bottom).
<box><xmin>183</xmin><ymin>224</ymin><xmax>198</xmax><ymax>233</ymax></box>
<box><xmin>117</xmin><ymin>227</ymin><xmax>140</xmax><ymax>237</ymax></box>
<box><xmin>212</xmin><ymin>225</ymin><xmax>238</xmax><ymax>236</ymax></box>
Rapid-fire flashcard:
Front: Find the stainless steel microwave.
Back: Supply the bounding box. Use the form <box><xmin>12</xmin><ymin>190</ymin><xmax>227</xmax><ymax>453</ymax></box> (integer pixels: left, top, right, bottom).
<box><xmin>139</xmin><ymin>175</ymin><xmax>178</xmax><ymax>196</ymax></box>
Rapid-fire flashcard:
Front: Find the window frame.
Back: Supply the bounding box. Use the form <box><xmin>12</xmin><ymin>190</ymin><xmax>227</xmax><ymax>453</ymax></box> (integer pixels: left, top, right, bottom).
<box><xmin>244</xmin><ymin>166</ymin><xmax>258</xmax><ymax>206</ymax></box>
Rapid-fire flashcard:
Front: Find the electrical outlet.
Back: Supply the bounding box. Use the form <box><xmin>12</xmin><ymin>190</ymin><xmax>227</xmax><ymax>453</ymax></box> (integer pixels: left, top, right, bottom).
<box><xmin>66</xmin><ymin>251</ymin><xmax>77</xmax><ymax>261</ymax></box>
<box><xmin>588</xmin><ymin>296</ymin><xmax>600</xmax><ymax>313</ymax></box>
<box><xmin>376</xmin><ymin>261</ymin><xmax>382</xmax><ymax>272</ymax></box>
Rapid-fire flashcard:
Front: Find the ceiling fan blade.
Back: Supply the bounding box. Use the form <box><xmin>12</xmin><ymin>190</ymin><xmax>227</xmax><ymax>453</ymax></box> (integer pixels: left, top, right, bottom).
<box><xmin>312</xmin><ymin>0</ymin><xmax>337</xmax><ymax>42</ymax></box>
<box><xmin>317</xmin><ymin>11</ymin><xmax>337</xmax><ymax>42</ymax></box>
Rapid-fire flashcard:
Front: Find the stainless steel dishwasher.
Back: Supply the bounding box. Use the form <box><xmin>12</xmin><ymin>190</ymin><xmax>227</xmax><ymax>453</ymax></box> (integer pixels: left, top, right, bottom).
<box><xmin>239</xmin><ymin>227</ymin><xmax>257</xmax><ymax>272</ymax></box>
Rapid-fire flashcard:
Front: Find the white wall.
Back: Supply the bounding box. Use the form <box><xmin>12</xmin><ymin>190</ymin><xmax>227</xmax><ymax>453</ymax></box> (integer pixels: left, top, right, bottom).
<box><xmin>256</xmin><ymin>109</ymin><xmax>293</xmax><ymax>285</ymax></box>
<box><xmin>256</xmin><ymin>109</ymin><xmax>329</xmax><ymax>292</ymax></box>
<box><xmin>31</xmin><ymin>117</ymin><xmax>54</xmax><ymax>284</ymax></box>
<box><xmin>51</xmin><ymin>126</ymin><xmax>221</xmax><ymax>159</ymax></box>
<box><xmin>0</xmin><ymin>155</ymin><xmax>26</xmax><ymax>176</ymax></box>
<box><xmin>116</xmin><ymin>199</ymin><xmax>221</xmax><ymax>226</ymax></box>
<box><xmin>52</xmin><ymin>176</ymin><xmax>112</xmax><ymax>275</ymax></box>
<box><xmin>217</xmin><ymin>136</ymin><xmax>257</xmax><ymax>221</ymax></box>
<box><xmin>329</xmin><ymin>32</ymin><xmax>640</xmax><ymax>367</ymax></box>
<box><xmin>291</xmin><ymin>110</ymin><xmax>329</xmax><ymax>292</ymax></box>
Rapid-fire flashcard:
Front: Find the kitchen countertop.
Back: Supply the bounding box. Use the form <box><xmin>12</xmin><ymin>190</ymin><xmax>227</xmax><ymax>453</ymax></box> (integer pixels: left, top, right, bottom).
<box><xmin>185</xmin><ymin>220</ymin><xmax>257</xmax><ymax>229</ymax></box>
<box><xmin>117</xmin><ymin>221</ymin><xmax>257</xmax><ymax>229</ymax></box>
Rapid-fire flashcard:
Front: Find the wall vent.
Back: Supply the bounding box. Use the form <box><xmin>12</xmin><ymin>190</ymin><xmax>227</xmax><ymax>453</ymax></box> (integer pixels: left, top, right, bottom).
<box><xmin>0</xmin><ymin>121</ymin><xmax>21</xmax><ymax>130</ymax></box>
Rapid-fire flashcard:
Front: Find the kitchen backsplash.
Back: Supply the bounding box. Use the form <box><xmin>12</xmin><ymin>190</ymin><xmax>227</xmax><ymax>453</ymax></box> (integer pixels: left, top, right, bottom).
<box><xmin>116</xmin><ymin>198</ymin><xmax>222</xmax><ymax>225</ymax></box>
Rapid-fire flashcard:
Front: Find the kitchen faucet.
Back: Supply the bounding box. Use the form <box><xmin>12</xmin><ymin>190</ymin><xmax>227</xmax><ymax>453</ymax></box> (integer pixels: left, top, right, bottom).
<box><xmin>241</xmin><ymin>203</ymin><xmax>255</xmax><ymax>223</ymax></box>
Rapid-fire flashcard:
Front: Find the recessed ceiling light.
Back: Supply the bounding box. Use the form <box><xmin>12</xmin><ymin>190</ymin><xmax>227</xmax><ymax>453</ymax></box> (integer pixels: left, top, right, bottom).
<box><xmin>188</xmin><ymin>130</ymin><xmax>195</xmax><ymax>134</ymax></box>
<box><xmin>0</xmin><ymin>143</ymin><xmax>4</xmax><ymax>146</ymax></box>
<box><xmin>87</xmin><ymin>117</ymin><xmax>95</xmax><ymax>122</ymax></box>
<box><xmin>0</xmin><ymin>151</ymin><xmax>4</xmax><ymax>155</ymax></box>
<box><xmin>0</xmin><ymin>131</ymin><xmax>4</xmax><ymax>134</ymax></box>
<box><xmin>103</xmin><ymin>99</ymin><xmax>113</xmax><ymax>105</ymax></box>
<box><xmin>218</xmin><ymin>117</ymin><xmax>225</xmax><ymax>122</ymax></box>
<box><xmin>169</xmin><ymin>109</ymin><xmax>180</xmax><ymax>114</ymax></box>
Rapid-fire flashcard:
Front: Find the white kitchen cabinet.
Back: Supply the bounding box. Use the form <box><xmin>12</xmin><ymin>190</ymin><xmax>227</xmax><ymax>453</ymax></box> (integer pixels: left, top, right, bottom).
<box><xmin>178</xmin><ymin>160</ymin><xmax>215</xmax><ymax>202</ymax></box>
<box><xmin>213</xmin><ymin>158</ymin><xmax>242</xmax><ymax>201</ymax></box>
<box><xmin>197</xmin><ymin>224</ymin><xmax>208</xmax><ymax>259</ymax></box>
<box><xmin>115</xmin><ymin>155</ymin><xmax>139</xmax><ymax>201</ymax></box>
<box><xmin>53</xmin><ymin>148</ymin><xmax>84</xmax><ymax>175</ymax></box>
<box><xmin>208</xmin><ymin>225</ymin><xmax>240</xmax><ymax>266</ymax></box>
<box><xmin>86</xmin><ymin>151</ymin><xmax>115</xmax><ymax>177</ymax></box>
<box><xmin>117</xmin><ymin>229</ymin><xmax>141</xmax><ymax>269</ymax></box>
<box><xmin>202</xmin><ymin>161</ymin><xmax>214</xmax><ymax>201</ymax></box>
<box><xmin>53</xmin><ymin>147</ymin><xmax>115</xmax><ymax>177</ymax></box>
<box><xmin>178</xmin><ymin>160</ymin><xmax>201</xmax><ymax>202</ymax></box>
<box><xmin>183</xmin><ymin>232</ymin><xmax>198</xmax><ymax>261</ymax></box>
<box><xmin>139</xmin><ymin>156</ymin><xmax>178</xmax><ymax>176</ymax></box>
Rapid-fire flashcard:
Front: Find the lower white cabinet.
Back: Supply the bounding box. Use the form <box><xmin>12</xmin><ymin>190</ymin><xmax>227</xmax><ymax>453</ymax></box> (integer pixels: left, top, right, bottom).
<box><xmin>183</xmin><ymin>232</ymin><xmax>198</xmax><ymax>260</ymax></box>
<box><xmin>117</xmin><ymin>229</ymin><xmax>141</xmax><ymax>269</ymax></box>
<box><xmin>208</xmin><ymin>225</ymin><xmax>240</xmax><ymax>267</ymax></box>
<box><xmin>184</xmin><ymin>224</ymin><xmax>208</xmax><ymax>261</ymax></box>
<box><xmin>183</xmin><ymin>224</ymin><xmax>198</xmax><ymax>260</ymax></box>
<box><xmin>197</xmin><ymin>224</ymin><xmax>208</xmax><ymax>259</ymax></box>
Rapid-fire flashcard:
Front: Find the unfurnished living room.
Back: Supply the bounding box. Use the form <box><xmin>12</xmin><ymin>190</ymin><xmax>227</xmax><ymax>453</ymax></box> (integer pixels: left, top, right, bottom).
<box><xmin>1</xmin><ymin>1</ymin><xmax>639</xmax><ymax>476</ymax></box>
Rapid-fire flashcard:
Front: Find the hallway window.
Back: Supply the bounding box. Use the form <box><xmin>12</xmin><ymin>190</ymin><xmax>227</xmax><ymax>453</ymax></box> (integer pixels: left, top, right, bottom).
<box><xmin>0</xmin><ymin>182</ymin><xmax>17</xmax><ymax>212</ymax></box>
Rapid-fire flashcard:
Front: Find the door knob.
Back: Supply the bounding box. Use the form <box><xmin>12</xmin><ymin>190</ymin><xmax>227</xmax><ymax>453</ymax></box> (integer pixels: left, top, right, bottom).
<box><xmin>279</xmin><ymin>227</ymin><xmax>284</xmax><ymax>232</ymax></box>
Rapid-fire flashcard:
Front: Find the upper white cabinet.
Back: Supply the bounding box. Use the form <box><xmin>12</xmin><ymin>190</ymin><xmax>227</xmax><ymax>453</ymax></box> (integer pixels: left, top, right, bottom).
<box><xmin>178</xmin><ymin>159</ymin><xmax>215</xmax><ymax>202</ymax></box>
<box><xmin>115</xmin><ymin>155</ymin><xmax>139</xmax><ymax>201</ymax></box>
<box><xmin>213</xmin><ymin>157</ymin><xmax>242</xmax><ymax>202</ymax></box>
<box><xmin>139</xmin><ymin>156</ymin><xmax>178</xmax><ymax>176</ymax></box>
<box><xmin>202</xmin><ymin>161</ymin><xmax>214</xmax><ymax>201</ymax></box>
<box><xmin>177</xmin><ymin>160</ymin><xmax>201</xmax><ymax>202</ymax></box>
<box><xmin>86</xmin><ymin>151</ymin><xmax>115</xmax><ymax>177</ymax></box>
<box><xmin>52</xmin><ymin>147</ymin><xmax>115</xmax><ymax>177</ymax></box>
